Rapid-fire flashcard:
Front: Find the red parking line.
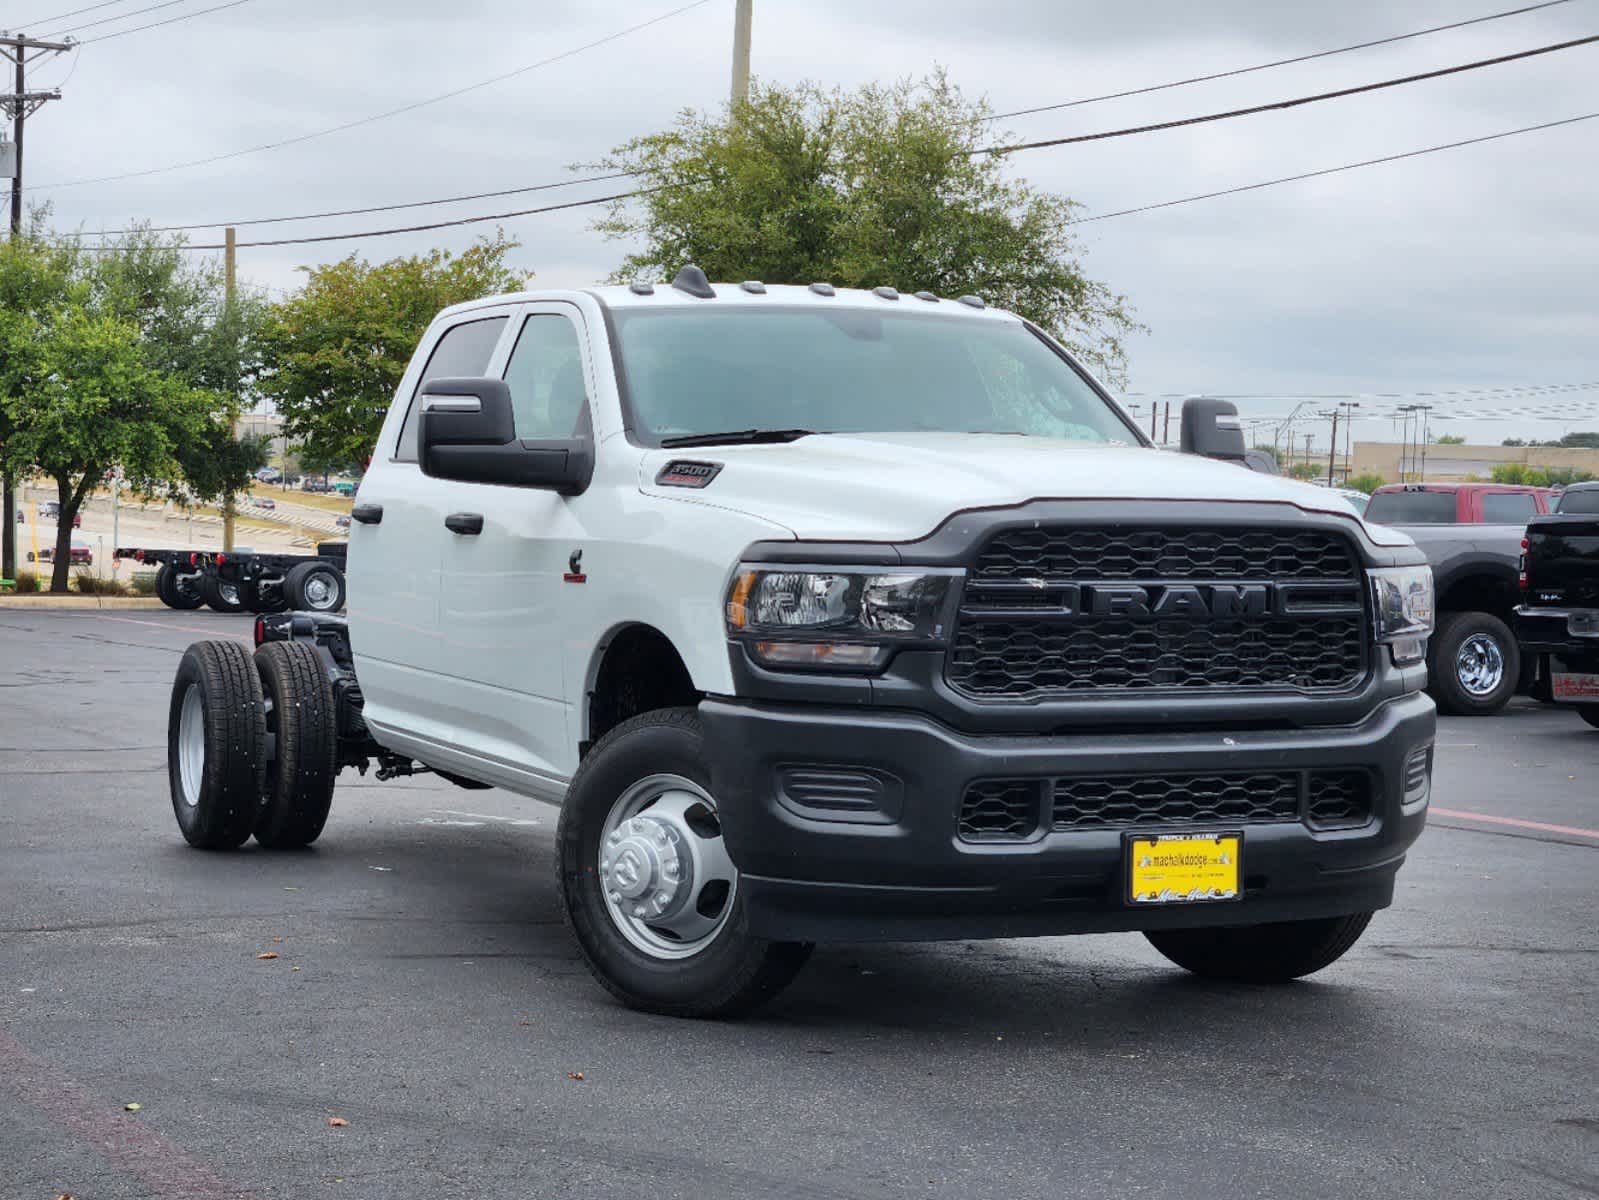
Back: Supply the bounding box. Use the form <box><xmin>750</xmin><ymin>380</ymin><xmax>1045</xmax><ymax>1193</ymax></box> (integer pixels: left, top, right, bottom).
<box><xmin>0</xmin><ymin>1028</ymin><xmax>248</xmax><ymax>1199</ymax></box>
<box><xmin>1430</xmin><ymin>806</ymin><xmax>1599</xmax><ymax>841</ymax></box>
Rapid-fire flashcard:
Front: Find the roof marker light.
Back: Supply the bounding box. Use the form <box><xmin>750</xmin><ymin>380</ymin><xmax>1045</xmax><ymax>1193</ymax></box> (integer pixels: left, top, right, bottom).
<box><xmin>808</xmin><ymin>282</ymin><xmax>836</xmax><ymax>297</ymax></box>
<box><xmin>914</xmin><ymin>291</ymin><xmax>939</xmax><ymax>302</ymax></box>
<box><xmin>872</xmin><ymin>286</ymin><xmax>900</xmax><ymax>301</ymax></box>
<box><xmin>740</xmin><ymin>280</ymin><xmax>766</xmax><ymax>294</ymax></box>
<box><xmin>628</xmin><ymin>280</ymin><xmax>655</xmax><ymax>296</ymax></box>
<box><xmin>957</xmin><ymin>294</ymin><xmax>986</xmax><ymax>309</ymax></box>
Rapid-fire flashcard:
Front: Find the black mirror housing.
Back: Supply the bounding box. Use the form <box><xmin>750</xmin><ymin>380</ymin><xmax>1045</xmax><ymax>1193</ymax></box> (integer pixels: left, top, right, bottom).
<box><xmin>1180</xmin><ymin>397</ymin><xmax>1248</xmax><ymax>464</ymax></box>
<box><xmin>418</xmin><ymin>376</ymin><xmax>593</xmax><ymax>496</ymax></box>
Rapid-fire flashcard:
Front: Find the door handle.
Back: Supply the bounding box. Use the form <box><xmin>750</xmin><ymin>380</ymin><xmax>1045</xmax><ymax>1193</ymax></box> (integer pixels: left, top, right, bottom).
<box><xmin>351</xmin><ymin>503</ymin><xmax>384</xmax><ymax>525</ymax></box>
<box><xmin>445</xmin><ymin>512</ymin><xmax>484</xmax><ymax>536</ymax></box>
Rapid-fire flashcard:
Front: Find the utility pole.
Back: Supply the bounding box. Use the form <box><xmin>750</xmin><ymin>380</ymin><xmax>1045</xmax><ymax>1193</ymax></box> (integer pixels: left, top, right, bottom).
<box><xmin>223</xmin><ymin>227</ymin><xmax>237</xmax><ymax>552</ymax></box>
<box><xmin>0</xmin><ymin>31</ymin><xmax>73</xmax><ymax>584</ymax></box>
<box><xmin>1162</xmin><ymin>402</ymin><xmax>1171</xmax><ymax>445</ymax></box>
<box><xmin>1326</xmin><ymin>410</ymin><xmax>1340</xmax><ymax>486</ymax></box>
<box><xmin>1417</xmin><ymin>403</ymin><xmax>1433</xmax><ymax>480</ymax></box>
<box><xmin>730</xmin><ymin>0</ymin><xmax>752</xmax><ymax>105</ymax></box>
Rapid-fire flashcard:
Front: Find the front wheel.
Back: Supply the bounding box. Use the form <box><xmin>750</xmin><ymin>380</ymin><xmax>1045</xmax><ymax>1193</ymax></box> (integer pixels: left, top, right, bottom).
<box><xmin>1145</xmin><ymin>912</ymin><xmax>1374</xmax><ymax>983</ymax></box>
<box><xmin>1428</xmin><ymin>610</ymin><xmax>1519</xmax><ymax>716</ymax></box>
<box><xmin>155</xmin><ymin>564</ymin><xmax>205</xmax><ymax>610</ymax></box>
<box><xmin>555</xmin><ymin>708</ymin><xmax>811</xmax><ymax>1018</ymax></box>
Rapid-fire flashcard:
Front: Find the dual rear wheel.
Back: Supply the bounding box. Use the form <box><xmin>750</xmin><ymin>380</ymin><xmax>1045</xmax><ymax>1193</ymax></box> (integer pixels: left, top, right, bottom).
<box><xmin>167</xmin><ymin>640</ymin><xmax>337</xmax><ymax>851</ymax></box>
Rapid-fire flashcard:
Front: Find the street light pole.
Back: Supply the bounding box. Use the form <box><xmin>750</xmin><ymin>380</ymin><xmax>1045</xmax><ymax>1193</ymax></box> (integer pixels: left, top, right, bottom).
<box><xmin>731</xmin><ymin>0</ymin><xmax>752</xmax><ymax>105</ymax></box>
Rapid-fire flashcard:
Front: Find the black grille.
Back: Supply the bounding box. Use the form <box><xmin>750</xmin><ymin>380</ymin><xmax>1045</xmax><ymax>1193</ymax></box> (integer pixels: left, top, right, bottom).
<box><xmin>956</xmin><ymin>768</ymin><xmax>1374</xmax><ymax>842</ymax></box>
<box><xmin>948</xmin><ymin>524</ymin><xmax>1366</xmax><ymax>700</ymax></box>
<box><xmin>1308</xmin><ymin>771</ymin><xmax>1374</xmax><ymax>828</ymax></box>
<box><xmin>972</xmin><ymin>526</ymin><xmax>1358</xmax><ymax>582</ymax></box>
<box><xmin>1051</xmin><ymin>772</ymin><xmax>1299</xmax><ymax>831</ymax></box>
<box><xmin>958</xmin><ymin>780</ymin><xmax>1041</xmax><ymax>841</ymax></box>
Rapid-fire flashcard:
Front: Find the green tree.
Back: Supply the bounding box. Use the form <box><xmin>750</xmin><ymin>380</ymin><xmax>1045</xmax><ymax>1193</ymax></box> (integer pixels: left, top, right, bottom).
<box><xmin>1</xmin><ymin>306</ymin><xmax>216</xmax><ymax>591</ymax></box>
<box><xmin>1436</xmin><ymin>433</ymin><xmax>1466</xmax><ymax>445</ymax></box>
<box><xmin>1287</xmin><ymin>461</ymin><xmax>1322</xmax><ymax>481</ymax></box>
<box><xmin>1502</xmin><ymin>437</ymin><xmax>1526</xmax><ymax>447</ymax></box>
<box><xmin>260</xmin><ymin>234</ymin><xmax>526</xmax><ymax>466</ymax></box>
<box><xmin>1491</xmin><ymin>463</ymin><xmax>1536</xmax><ymax>485</ymax></box>
<box><xmin>1346</xmin><ymin>473</ymin><xmax>1386</xmax><ymax>494</ymax></box>
<box><xmin>588</xmin><ymin>74</ymin><xmax>1142</xmax><ymax>381</ymax></box>
<box><xmin>1558</xmin><ymin>431</ymin><xmax>1599</xmax><ymax>449</ymax></box>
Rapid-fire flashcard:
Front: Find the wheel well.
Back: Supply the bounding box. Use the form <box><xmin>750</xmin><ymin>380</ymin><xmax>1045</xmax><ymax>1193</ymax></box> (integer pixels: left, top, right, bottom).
<box><xmin>585</xmin><ymin>626</ymin><xmax>700</xmax><ymax>756</ymax></box>
<box><xmin>1438</xmin><ymin>573</ymin><xmax>1516</xmax><ymax>623</ymax></box>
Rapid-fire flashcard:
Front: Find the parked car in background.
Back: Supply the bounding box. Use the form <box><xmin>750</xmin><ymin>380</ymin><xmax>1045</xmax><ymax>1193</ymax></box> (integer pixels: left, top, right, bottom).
<box><xmin>1364</xmin><ymin>482</ymin><xmax>1557</xmax><ymax>714</ymax></box>
<box><xmin>302</xmin><ymin>479</ymin><xmax>330</xmax><ymax>494</ymax></box>
<box><xmin>28</xmin><ymin>538</ymin><xmax>93</xmax><ymax>566</ymax></box>
<box><xmin>254</xmin><ymin>497</ymin><xmax>277</xmax><ymax>510</ymax></box>
<box><xmin>332</xmin><ymin>482</ymin><xmax>356</xmax><ymax>497</ymax></box>
<box><xmin>1514</xmin><ymin>481</ymin><xmax>1599</xmax><ymax>725</ymax></box>
<box><xmin>334</xmin><ymin>514</ymin><xmax>352</xmax><ymax>529</ymax></box>
<box><xmin>34</xmin><ymin>500</ymin><xmax>82</xmax><ymax>528</ymax></box>
<box><xmin>257</xmin><ymin>468</ymin><xmax>282</xmax><ymax>484</ymax></box>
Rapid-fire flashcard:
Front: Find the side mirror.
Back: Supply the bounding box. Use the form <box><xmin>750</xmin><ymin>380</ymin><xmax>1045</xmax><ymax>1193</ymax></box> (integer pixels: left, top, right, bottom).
<box><xmin>419</xmin><ymin>377</ymin><xmax>593</xmax><ymax>496</ymax></box>
<box><xmin>1180</xmin><ymin>397</ymin><xmax>1247</xmax><ymax>464</ymax></box>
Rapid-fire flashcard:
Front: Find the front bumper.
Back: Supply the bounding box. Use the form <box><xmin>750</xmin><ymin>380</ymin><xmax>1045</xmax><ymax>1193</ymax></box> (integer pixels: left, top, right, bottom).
<box><xmin>702</xmin><ymin>692</ymin><xmax>1436</xmax><ymax>943</ymax></box>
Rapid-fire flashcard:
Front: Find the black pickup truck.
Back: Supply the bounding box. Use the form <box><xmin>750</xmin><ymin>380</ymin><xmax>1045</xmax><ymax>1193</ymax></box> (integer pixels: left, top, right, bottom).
<box><xmin>1514</xmin><ymin>482</ymin><xmax>1599</xmax><ymax>727</ymax></box>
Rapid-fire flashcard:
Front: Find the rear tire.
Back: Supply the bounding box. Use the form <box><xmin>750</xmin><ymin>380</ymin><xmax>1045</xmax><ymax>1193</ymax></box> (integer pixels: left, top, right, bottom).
<box><xmin>168</xmin><ymin>640</ymin><xmax>266</xmax><ymax>850</ymax></box>
<box><xmin>155</xmin><ymin>563</ymin><xmax>205</xmax><ymax>610</ymax></box>
<box><xmin>282</xmin><ymin>560</ymin><xmax>346</xmax><ymax>613</ymax></box>
<box><xmin>1578</xmin><ymin>705</ymin><xmax>1599</xmax><ymax>730</ymax></box>
<box><xmin>1428</xmin><ymin>610</ymin><xmax>1519</xmax><ymax>716</ymax></box>
<box><xmin>1145</xmin><ymin>912</ymin><xmax>1374</xmax><ymax>983</ymax></box>
<box><xmin>199</xmin><ymin>572</ymin><xmax>247</xmax><ymax>614</ymax></box>
<box><xmin>556</xmin><ymin>708</ymin><xmax>812</xmax><ymax>1018</ymax></box>
<box><xmin>253</xmin><ymin>641</ymin><xmax>338</xmax><ymax>849</ymax></box>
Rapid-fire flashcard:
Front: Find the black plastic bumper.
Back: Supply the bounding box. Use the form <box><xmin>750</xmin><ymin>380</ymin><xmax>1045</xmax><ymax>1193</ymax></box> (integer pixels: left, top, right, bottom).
<box><xmin>701</xmin><ymin>692</ymin><xmax>1436</xmax><ymax>943</ymax></box>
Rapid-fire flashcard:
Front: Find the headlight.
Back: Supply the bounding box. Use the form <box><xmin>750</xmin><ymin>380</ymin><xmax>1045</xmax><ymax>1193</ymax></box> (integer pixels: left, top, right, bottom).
<box><xmin>726</xmin><ymin>566</ymin><xmax>962</xmax><ymax>671</ymax></box>
<box><xmin>1368</xmin><ymin>565</ymin><xmax>1434</xmax><ymax>665</ymax></box>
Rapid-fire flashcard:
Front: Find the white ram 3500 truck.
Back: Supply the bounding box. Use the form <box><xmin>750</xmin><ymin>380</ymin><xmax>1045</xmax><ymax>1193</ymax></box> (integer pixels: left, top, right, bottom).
<box><xmin>167</xmin><ymin>268</ymin><xmax>1438</xmax><ymax>1017</ymax></box>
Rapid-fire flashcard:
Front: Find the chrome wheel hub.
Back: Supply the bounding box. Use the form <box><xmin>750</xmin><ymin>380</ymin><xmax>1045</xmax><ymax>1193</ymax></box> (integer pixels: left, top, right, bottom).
<box><xmin>304</xmin><ymin>573</ymin><xmax>335</xmax><ymax>608</ymax></box>
<box><xmin>1457</xmin><ymin>633</ymin><xmax>1505</xmax><ymax>697</ymax></box>
<box><xmin>597</xmin><ymin>774</ymin><xmax>737</xmax><ymax>960</ymax></box>
<box><xmin>178</xmin><ymin>683</ymin><xmax>205</xmax><ymax>806</ymax></box>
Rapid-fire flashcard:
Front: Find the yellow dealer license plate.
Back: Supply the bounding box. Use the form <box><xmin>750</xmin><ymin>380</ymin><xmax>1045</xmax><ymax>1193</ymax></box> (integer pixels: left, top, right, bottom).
<box><xmin>1128</xmin><ymin>833</ymin><xmax>1242</xmax><ymax>905</ymax></box>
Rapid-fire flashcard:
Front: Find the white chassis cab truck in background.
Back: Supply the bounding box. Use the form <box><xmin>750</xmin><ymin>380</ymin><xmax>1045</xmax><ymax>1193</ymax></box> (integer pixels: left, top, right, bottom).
<box><xmin>167</xmin><ymin>267</ymin><xmax>1438</xmax><ymax>1017</ymax></box>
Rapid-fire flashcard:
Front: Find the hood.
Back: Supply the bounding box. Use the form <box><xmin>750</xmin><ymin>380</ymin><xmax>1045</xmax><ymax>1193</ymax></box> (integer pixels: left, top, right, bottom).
<box><xmin>638</xmin><ymin>432</ymin><xmax>1396</xmax><ymax>543</ymax></box>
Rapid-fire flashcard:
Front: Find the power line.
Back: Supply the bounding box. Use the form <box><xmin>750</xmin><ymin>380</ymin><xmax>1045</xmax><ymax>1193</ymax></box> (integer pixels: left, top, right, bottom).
<box><xmin>986</xmin><ymin>0</ymin><xmax>1578</xmax><ymax>123</ymax></box>
<box><xmin>1068</xmin><ymin>112</ymin><xmax>1599</xmax><ymax>225</ymax></box>
<box><xmin>1129</xmin><ymin>381</ymin><xmax>1599</xmax><ymax>401</ymax></box>
<box><xmin>972</xmin><ymin>34</ymin><xmax>1599</xmax><ymax>159</ymax></box>
<box><xmin>51</xmin><ymin>0</ymin><xmax>191</xmax><ymax>37</ymax></box>
<box><xmin>75</xmin><ymin>0</ymin><xmax>253</xmax><ymax>44</ymax></box>
<box><xmin>26</xmin><ymin>0</ymin><xmax>713</xmax><ymax>190</ymax></box>
<box><xmin>71</xmin><ymin>35</ymin><xmax>1599</xmax><ymax>246</ymax></box>
<box><xmin>4</xmin><ymin>0</ymin><xmax>135</xmax><ymax>29</ymax></box>
<box><xmin>77</xmin><ymin>169</ymin><xmax>635</xmax><ymax>234</ymax></box>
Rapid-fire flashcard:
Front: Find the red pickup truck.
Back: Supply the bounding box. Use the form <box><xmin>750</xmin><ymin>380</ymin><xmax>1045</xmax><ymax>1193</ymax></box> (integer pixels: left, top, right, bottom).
<box><xmin>1363</xmin><ymin>483</ymin><xmax>1558</xmax><ymax>714</ymax></box>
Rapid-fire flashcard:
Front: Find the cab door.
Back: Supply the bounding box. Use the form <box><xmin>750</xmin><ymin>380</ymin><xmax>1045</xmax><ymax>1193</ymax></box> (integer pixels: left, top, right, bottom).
<box><xmin>430</xmin><ymin>302</ymin><xmax>597</xmax><ymax>792</ymax></box>
<box><xmin>346</xmin><ymin>309</ymin><xmax>514</xmax><ymax>745</ymax></box>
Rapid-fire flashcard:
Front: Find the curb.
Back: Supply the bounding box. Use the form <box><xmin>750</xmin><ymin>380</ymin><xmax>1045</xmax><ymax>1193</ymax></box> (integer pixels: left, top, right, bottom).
<box><xmin>0</xmin><ymin>596</ymin><xmax>170</xmax><ymax>610</ymax></box>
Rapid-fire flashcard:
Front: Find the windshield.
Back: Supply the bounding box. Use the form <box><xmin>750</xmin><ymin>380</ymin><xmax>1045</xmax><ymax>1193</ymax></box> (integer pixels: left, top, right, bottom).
<box><xmin>611</xmin><ymin>307</ymin><xmax>1139</xmax><ymax>445</ymax></box>
<box><xmin>1557</xmin><ymin>489</ymin><xmax>1599</xmax><ymax>514</ymax></box>
<box><xmin>1365</xmin><ymin>490</ymin><xmax>1458</xmax><ymax>524</ymax></box>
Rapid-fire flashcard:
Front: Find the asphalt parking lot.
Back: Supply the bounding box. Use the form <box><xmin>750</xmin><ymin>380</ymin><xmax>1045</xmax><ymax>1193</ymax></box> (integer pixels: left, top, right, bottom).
<box><xmin>2</xmin><ymin>611</ymin><xmax>1596</xmax><ymax>1200</ymax></box>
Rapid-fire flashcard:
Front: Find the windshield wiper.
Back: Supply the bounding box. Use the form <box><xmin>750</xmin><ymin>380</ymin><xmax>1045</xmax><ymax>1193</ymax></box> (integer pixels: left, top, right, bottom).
<box><xmin>659</xmin><ymin>428</ymin><xmax>822</xmax><ymax>448</ymax></box>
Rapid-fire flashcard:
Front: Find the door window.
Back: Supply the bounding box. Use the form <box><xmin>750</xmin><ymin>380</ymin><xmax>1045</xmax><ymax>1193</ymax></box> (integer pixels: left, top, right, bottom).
<box><xmin>1481</xmin><ymin>492</ymin><xmax>1537</xmax><ymax>523</ymax></box>
<box><xmin>503</xmin><ymin>314</ymin><xmax>589</xmax><ymax>439</ymax></box>
<box><xmin>394</xmin><ymin>316</ymin><xmax>509</xmax><ymax>461</ymax></box>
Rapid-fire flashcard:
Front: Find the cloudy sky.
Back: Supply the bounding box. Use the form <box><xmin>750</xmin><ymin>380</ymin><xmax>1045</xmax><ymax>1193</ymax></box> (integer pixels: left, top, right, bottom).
<box><xmin>8</xmin><ymin>0</ymin><xmax>1597</xmax><ymax>449</ymax></box>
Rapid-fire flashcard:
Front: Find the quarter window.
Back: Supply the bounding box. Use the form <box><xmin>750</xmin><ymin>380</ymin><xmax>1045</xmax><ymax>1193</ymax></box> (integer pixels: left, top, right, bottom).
<box><xmin>503</xmin><ymin>314</ymin><xmax>588</xmax><ymax>439</ymax></box>
<box><xmin>1481</xmin><ymin>492</ymin><xmax>1537</xmax><ymax>523</ymax></box>
<box><xmin>394</xmin><ymin>316</ymin><xmax>508</xmax><ymax>461</ymax></box>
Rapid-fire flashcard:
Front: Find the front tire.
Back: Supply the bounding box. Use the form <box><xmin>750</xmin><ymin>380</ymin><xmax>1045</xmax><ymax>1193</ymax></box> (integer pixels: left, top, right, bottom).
<box><xmin>253</xmin><ymin>642</ymin><xmax>338</xmax><ymax>849</ymax></box>
<box><xmin>282</xmin><ymin>560</ymin><xmax>346</xmax><ymax>613</ymax></box>
<box><xmin>1428</xmin><ymin>610</ymin><xmax>1519</xmax><ymax>716</ymax></box>
<box><xmin>1145</xmin><ymin>912</ymin><xmax>1374</xmax><ymax>983</ymax></box>
<box><xmin>168</xmin><ymin>640</ymin><xmax>266</xmax><ymax>849</ymax></box>
<box><xmin>556</xmin><ymin>708</ymin><xmax>811</xmax><ymax>1017</ymax></box>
